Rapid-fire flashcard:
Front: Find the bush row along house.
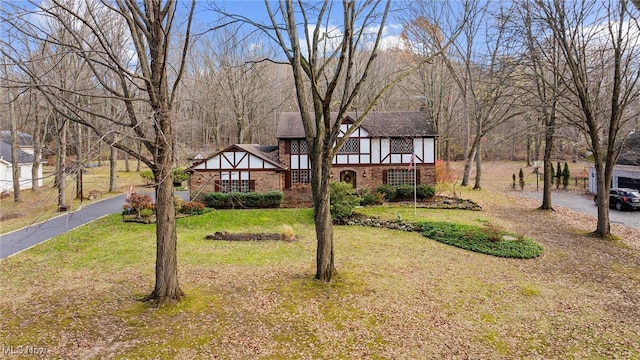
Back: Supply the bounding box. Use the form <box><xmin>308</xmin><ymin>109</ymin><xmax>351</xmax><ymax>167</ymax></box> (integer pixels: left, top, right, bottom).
<box><xmin>187</xmin><ymin>111</ymin><xmax>438</xmax><ymax>205</ymax></box>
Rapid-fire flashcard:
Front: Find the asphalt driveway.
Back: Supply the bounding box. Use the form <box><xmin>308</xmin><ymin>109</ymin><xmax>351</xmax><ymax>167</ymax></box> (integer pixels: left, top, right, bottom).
<box><xmin>0</xmin><ymin>191</ymin><xmax>189</xmax><ymax>259</ymax></box>
<box><xmin>513</xmin><ymin>189</ymin><xmax>640</xmax><ymax>230</ymax></box>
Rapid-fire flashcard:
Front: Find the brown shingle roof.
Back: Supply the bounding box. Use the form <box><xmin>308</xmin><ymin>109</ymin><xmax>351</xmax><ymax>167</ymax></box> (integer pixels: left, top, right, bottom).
<box><xmin>276</xmin><ymin>111</ymin><xmax>438</xmax><ymax>138</ymax></box>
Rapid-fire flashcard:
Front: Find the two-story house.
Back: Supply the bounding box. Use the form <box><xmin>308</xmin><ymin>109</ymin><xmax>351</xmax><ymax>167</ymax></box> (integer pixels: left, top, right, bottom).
<box><xmin>277</xmin><ymin>111</ymin><xmax>437</xmax><ymax>204</ymax></box>
<box><xmin>188</xmin><ymin>111</ymin><xmax>438</xmax><ymax>205</ymax></box>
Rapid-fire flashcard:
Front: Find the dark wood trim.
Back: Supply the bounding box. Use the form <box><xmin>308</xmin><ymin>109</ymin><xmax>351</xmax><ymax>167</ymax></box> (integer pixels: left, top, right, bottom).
<box><xmin>285</xmin><ymin>170</ymin><xmax>291</xmax><ymax>188</ymax></box>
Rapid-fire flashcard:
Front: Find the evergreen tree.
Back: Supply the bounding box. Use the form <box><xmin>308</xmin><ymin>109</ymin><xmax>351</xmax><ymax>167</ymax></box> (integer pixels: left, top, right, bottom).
<box><xmin>563</xmin><ymin>162</ymin><xmax>570</xmax><ymax>189</ymax></box>
<box><xmin>519</xmin><ymin>168</ymin><xmax>525</xmax><ymax>190</ymax></box>
<box><xmin>556</xmin><ymin>161</ymin><xmax>562</xmax><ymax>189</ymax></box>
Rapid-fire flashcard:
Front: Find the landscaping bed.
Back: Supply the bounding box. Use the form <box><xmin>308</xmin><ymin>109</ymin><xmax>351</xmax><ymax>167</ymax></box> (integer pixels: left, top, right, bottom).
<box><xmin>205</xmin><ymin>231</ymin><xmax>296</xmax><ymax>241</ymax></box>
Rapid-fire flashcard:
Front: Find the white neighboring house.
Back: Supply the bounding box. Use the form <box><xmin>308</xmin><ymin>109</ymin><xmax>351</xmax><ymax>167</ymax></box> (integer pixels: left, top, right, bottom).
<box><xmin>588</xmin><ymin>165</ymin><xmax>640</xmax><ymax>193</ymax></box>
<box><xmin>0</xmin><ymin>131</ymin><xmax>42</xmax><ymax>193</ymax></box>
<box><xmin>588</xmin><ymin>130</ymin><xmax>640</xmax><ymax>193</ymax></box>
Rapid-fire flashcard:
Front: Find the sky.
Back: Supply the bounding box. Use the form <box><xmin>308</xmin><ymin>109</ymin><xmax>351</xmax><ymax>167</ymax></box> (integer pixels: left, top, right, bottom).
<box><xmin>188</xmin><ymin>0</ymin><xmax>406</xmax><ymax>51</ymax></box>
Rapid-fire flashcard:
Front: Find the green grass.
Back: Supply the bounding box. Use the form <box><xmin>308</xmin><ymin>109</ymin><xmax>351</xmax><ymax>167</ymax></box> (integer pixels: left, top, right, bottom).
<box><xmin>0</xmin><ymin>206</ymin><xmax>637</xmax><ymax>359</ymax></box>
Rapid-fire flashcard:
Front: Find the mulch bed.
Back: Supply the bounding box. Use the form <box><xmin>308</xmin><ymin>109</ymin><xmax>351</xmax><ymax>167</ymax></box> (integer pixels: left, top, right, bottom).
<box><xmin>206</xmin><ymin>231</ymin><xmax>296</xmax><ymax>241</ymax></box>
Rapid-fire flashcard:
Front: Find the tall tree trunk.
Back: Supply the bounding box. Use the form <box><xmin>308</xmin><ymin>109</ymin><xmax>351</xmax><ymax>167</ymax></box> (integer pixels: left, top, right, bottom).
<box><xmin>124</xmin><ymin>148</ymin><xmax>130</xmax><ymax>172</ymax></box>
<box><xmin>142</xmin><ymin>108</ymin><xmax>183</xmax><ymax>304</ymax></box>
<box><xmin>312</xmin><ymin>152</ymin><xmax>335</xmax><ymax>282</ymax></box>
<box><xmin>593</xmin><ymin>158</ymin><xmax>610</xmax><ymax>235</ymax></box>
<box><xmin>109</xmin><ymin>145</ymin><xmax>117</xmax><ymax>193</ymax></box>
<box><xmin>461</xmin><ymin>137</ymin><xmax>478</xmax><ymax>186</ymax></box>
<box><xmin>97</xmin><ymin>142</ymin><xmax>102</xmax><ymax>167</ymax></box>
<box><xmin>136</xmin><ymin>141</ymin><xmax>142</xmax><ymax>172</ymax></box>
<box><xmin>73</xmin><ymin>123</ymin><xmax>82</xmax><ymax>199</ymax></box>
<box><xmin>31</xmin><ymin>106</ymin><xmax>42</xmax><ymax>194</ymax></box>
<box><xmin>540</xmin><ymin>113</ymin><xmax>555</xmax><ymax>210</ymax></box>
<box><xmin>473</xmin><ymin>138</ymin><xmax>482</xmax><ymax>190</ymax></box>
<box><xmin>57</xmin><ymin>119</ymin><xmax>67</xmax><ymax>208</ymax></box>
<box><xmin>444</xmin><ymin>139</ymin><xmax>450</xmax><ymax>163</ymax></box>
<box><xmin>8</xmin><ymin>83</ymin><xmax>21</xmax><ymax>202</ymax></box>
<box><xmin>526</xmin><ymin>134</ymin><xmax>532</xmax><ymax>166</ymax></box>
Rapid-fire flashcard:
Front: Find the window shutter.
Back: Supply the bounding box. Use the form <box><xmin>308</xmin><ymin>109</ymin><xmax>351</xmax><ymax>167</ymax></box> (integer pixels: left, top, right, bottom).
<box><xmin>285</xmin><ymin>140</ymin><xmax>291</xmax><ymax>155</ymax></box>
<box><xmin>214</xmin><ymin>180</ymin><xmax>221</xmax><ymax>192</ymax></box>
<box><xmin>382</xmin><ymin>170</ymin><xmax>388</xmax><ymax>184</ymax></box>
<box><xmin>285</xmin><ymin>171</ymin><xmax>291</xmax><ymax>188</ymax></box>
<box><xmin>249</xmin><ymin>180</ymin><xmax>256</xmax><ymax>191</ymax></box>
<box><xmin>416</xmin><ymin>170</ymin><xmax>421</xmax><ymax>185</ymax></box>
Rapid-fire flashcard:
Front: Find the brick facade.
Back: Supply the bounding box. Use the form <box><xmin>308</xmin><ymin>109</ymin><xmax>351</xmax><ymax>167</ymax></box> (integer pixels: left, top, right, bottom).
<box><xmin>189</xmin><ymin>169</ymin><xmax>283</xmax><ymax>203</ymax></box>
<box><xmin>281</xmin><ymin>163</ymin><xmax>436</xmax><ymax>205</ymax></box>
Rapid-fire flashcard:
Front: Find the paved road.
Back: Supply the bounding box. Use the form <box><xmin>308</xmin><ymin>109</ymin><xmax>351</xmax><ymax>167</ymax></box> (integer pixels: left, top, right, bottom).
<box><xmin>513</xmin><ymin>190</ymin><xmax>640</xmax><ymax>230</ymax></box>
<box><xmin>0</xmin><ymin>191</ymin><xmax>189</xmax><ymax>259</ymax></box>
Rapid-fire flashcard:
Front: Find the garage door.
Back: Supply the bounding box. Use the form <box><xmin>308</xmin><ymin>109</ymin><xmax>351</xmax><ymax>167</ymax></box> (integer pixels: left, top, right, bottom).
<box><xmin>618</xmin><ymin>177</ymin><xmax>640</xmax><ymax>191</ymax></box>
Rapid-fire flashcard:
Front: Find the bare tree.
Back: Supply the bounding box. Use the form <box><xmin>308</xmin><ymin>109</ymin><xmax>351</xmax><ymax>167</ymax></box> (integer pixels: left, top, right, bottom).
<box><xmin>1</xmin><ymin>27</ymin><xmax>22</xmax><ymax>202</ymax></box>
<box><xmin>217</xmin><ymin>0</ymin><xmax>461</xmax><ymax>281</ymax></box>
<box><xmin>1</xmin><ymin>0</ymin><xmax>196</xmax><ymax>304</ymax></box>
<box><xmin>515</xmin><ymin>1</ymin><xmax>564</xmax><ymax>210</ymax></box>
<box><xmin>536</xmin><ymin>0</ymin><xmax>640</xmax><ymax>236</ymax></box>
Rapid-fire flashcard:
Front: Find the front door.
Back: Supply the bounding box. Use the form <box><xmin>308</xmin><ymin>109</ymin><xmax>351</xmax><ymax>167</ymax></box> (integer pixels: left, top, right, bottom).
<box><xmin>340</xmin><ymin>170</ymin><xmax>357</xmax><ymax>188</ymax></box>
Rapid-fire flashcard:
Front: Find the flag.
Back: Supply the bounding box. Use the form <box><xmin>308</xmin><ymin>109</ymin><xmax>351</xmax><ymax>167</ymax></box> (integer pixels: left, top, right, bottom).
<box><xmin>408</xmin><ymin>152</ymin><xmax>416</xmax><ymax>171</ymax></box>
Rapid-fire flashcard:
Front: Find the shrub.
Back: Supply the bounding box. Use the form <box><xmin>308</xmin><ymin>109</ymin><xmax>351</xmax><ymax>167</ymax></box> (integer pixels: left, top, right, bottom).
<box><xmin>359</xmin><ymin>189</ymin><xmax>385</xmax><ymax>206</ymax></box>
<box><xmin>203</xmin><ymin>191</ymin><xmax>283</xmax><ymax>209</ymax></box>
<box><xmin>174</xmin><ymin>195</ymin><xmax>184</xmax><ymax>210</ymax></box>
<box><xmin>562</xmin><ymin>162</ymin><xmax>570</xmax><ymax>189</ymax></box>
<box><xmin>139</xmin><ymin>169</ymin><xmax>154</xmax><ymax>185</ymax></box>
<box><xmin>329</xmin><ymin>181</ymin><xmax>360</xmax><ymax>220</ymax></box>
<box><xmin>180</xmin><ymin>201</ymin><xmax>205</xmax><ymax>215</ymax></box>
<box><xmin>241</xmin><ymin>191</ymin><xmax>262</xmax><ymax>208</ymax></box>
<box><xmin>205</xmin><ymin>192</ymin><xmax>231</xmax><ymax>208</ymax></box>
<box><xmin>416</xmin><ymin>184</ymin><xmax>435</xmax><ymax>200</ymax></box>
<box><xmin>173</xmin><ymin>168</ymin><xmax>189</xmax><ymax>184</ymax></box>
<box><xmin>435</xmin><ymin>159</ymin><xmax>457</xmax><ymax>183</ymax></box>
<box><xmin>376</xmin><ymin>184</ymin><xmax>396</xmax><ymax>201</ymax></box>
<box><xmin>262</xmin><ymin>191</ymin><xmax>284</xmax><ymax>208</ymax></box>
<box><xmin>281</xmin><ymin>224</ymin><xmax>296</xmax><ymax>241</ymax></box>
<box><xmin>139</xmin><ymin>208</ymin><xmax>154</xmax><ymax>218</ymax></box>
<box><xmin>127</xmin><ymin>193</ymin><xmax>155</xmax><ymax>213</ymax></box>
<box><xmin>395</xmin><ymin>185</ymin><xmax>414</xmax><ymax>201</ymax></box>
<box><xmin>519</xmin><ymin>168</ymin><xmax>525</xmax><ymax>190</ymax></box>
<box><xmin>420</xmin><ymin>221</ymin><xmax>543</xmax><ymax>259</ymax></box>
